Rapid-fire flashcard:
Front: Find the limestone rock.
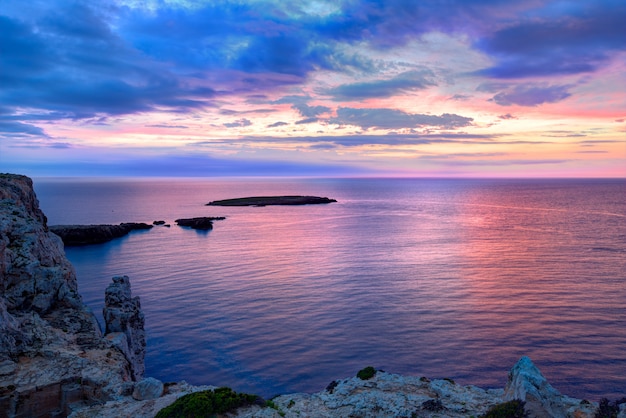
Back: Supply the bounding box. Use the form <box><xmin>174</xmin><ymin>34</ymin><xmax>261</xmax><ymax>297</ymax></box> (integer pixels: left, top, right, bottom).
<box><xmin>132</xmin><ymin>377</ymin><xmax>164</xmax><ymax>400</ymax></box>
<box><xmin>103</xmin><ymin>275</ymin><xmax>146</xmax><ymax>380</ymax></box>
<box><xmin>1</xmin><ymin>174</ymin><xmax>82</xmax><ymax>316</ymax></box>
<box><xmin>504</xmin><ymin>356</ymin><xmax>596</xmax><ymax>418</ymax></box>
<box><xmin>0</xmin><ymin>173</ymin><xmax>136</xmax><ymax>418</ymax></box>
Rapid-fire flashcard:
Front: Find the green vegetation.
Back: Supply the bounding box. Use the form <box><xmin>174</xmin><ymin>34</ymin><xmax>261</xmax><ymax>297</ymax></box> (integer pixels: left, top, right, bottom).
<box><xmin>480</xmin><ymin>400</ymin><xmax>528</xmax><ymax>418</ymax></box>
<box><xmin>356</xmin><ymin>366</ymin><xmax>377</xmax><ymax>380</ymax></box>
<box><xmin>266</xmin><ymin>400</ymin><xmax>286</xmax><ymax>417</ymax></box>
<box><xmin>155</xmin><ymin>387</ymin><xmax>260</xmax><ymax>418</ymax></box>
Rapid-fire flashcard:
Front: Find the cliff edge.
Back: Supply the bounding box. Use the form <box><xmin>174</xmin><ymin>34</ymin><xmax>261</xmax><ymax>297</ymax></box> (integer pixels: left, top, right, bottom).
<box><xmin>0</xmin><ymin>174</ymin><xmax>143</xmax><ymax>417</ymax></box>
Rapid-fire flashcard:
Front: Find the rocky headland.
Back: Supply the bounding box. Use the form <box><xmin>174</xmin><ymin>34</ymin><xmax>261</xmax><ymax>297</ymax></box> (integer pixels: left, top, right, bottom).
<box><xmin>49</xmin><ymin>223</ymin><xmax>153</xmax><ymax>246</ymax></box>
<box><xmin>1</xmin><ymin>173</ymin><xmax>623</xmax><ymax>418</ymax></box>
<box><xmin>207</xmin><ymin>196</ymin><xmax>337</xmax><ymax>206</ymax></box>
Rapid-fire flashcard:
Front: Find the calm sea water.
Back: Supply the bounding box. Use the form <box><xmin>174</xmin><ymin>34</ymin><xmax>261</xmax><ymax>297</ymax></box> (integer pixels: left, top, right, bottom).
<box><xmin>33</xmin><ymin>178</ymin><xmax>626</xmax><ymax>400</ymax></box>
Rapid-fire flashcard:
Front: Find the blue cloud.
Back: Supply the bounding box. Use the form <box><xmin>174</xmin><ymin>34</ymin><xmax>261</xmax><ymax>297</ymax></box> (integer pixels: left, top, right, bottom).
<box><xmin>329</xmin><ymin>108</ymin><xmax>473</xmax><ymax>130</ymax></box>
<box><xmin>476</xmin><ymin>1</ymin><xmax>626</xmax><ymax>78</ymax></box>
<box><xmin>325</xmin><ymin>70</ymin><xmax>437</xmax><ymax>100</ymax></box>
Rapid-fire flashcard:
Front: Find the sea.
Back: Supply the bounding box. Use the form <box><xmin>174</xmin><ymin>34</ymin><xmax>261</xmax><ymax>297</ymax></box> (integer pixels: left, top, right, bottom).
<box><xmin>33</xmin><ymin>177</ymin><xmax>626</xmax><ymax>400</ymax></box>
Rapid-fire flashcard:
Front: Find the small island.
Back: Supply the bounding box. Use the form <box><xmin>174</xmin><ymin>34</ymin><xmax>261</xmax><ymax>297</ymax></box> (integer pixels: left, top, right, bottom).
<box><xmin>206</xmin><ymin>195</ymin><xmax>337</xmax><ymax>207</ymax></box>
<box><xmin>175</xmin><ymin>216</ymin><xmax>226</xmax><ymax>230</ymax></box>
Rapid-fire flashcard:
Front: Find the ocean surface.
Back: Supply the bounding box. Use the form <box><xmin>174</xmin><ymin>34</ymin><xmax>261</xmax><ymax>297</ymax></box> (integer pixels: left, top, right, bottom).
<box><xmin>33</xmin><ymin>177</ymin><xmax>626</xmax><ymax>400</ymax></box>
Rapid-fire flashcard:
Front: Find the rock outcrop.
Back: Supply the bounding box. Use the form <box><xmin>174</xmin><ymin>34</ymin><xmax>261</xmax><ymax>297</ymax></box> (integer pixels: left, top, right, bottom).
<box><xmin>207</xmin><ymin>196</ymin><xmax>337</xmax><ymax>206</ymax></box>
<box><xmin>0</xmin><ymin>174</ymin><xmax>143</xmax><ymax>417</ymax></box>
<box><xmin>68</xmin><ymin>357</ymin><xmax>611</xmax><ymax>418</ymax></box>
<box><xmin>175</xmin><ymin>216</ymin><xmax>225</xmax><ymax>230</ymax></box>
<box><xmin>103</xmin><ymin>275</ymin><xmax>146</xmax><ymax>380</ymax></box>
<box><xmin>503</xmin><ymin>356</ymin><xmax>597</xmax><ymax>418</ymax></box>
<box><xmin>50</xmin><ymin>223</ymin><xmax>153</xmax><ymax>246</ymax></box>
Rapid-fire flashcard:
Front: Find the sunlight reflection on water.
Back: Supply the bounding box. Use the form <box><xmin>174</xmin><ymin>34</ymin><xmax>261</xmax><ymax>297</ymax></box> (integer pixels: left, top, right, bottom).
<box><xmin>35</xmin><ymin>178</ymin><xmax>626</xmax><ymax>399</ymax></box>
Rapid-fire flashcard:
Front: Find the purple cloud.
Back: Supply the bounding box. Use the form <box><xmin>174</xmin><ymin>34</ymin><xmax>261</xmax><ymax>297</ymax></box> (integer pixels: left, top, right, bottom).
<box><xmin>491</xmin><ymin>84</ymin><xmax>572</xmax><ymax>106</ymax></box>
<box><xmin>477</xmin><ymin>2</ymin><xmax>626</xmax><ymax>78</ymax></box>
<box><xmin>223</xmin><ymin>118</ymin><xmax>252</xmax><ymax>128</ymax></box>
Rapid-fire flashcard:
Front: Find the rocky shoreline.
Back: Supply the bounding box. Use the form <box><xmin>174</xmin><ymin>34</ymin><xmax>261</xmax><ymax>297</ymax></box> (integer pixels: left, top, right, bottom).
<box><xmin>1</xmin><ymin>173</ymin><xmax>624</xmax><ymax>418</ymax></box>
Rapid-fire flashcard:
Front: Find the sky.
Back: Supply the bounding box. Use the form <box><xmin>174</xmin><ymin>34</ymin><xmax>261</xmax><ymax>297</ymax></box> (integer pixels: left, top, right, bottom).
<box><xmin>1</xmin><ymin>0</ymin><xmax>625</xmax><ymax>177</ymax></box>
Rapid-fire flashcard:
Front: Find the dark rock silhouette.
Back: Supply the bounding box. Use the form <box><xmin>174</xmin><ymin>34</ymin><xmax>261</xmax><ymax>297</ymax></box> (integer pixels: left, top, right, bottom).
<box><xmin>175</xmin><ymin>217</ymin><xmax>226</xmax><ymax>230</ymax></box>
<box><xmin>50</xmin><ymin>223</ymin><xmax>153</xmax><ymax>245</ymax></box>
<box><xmin>206</xmin><ymin>196</ymin><xmax>337</xmax><ymax>206</ymax></box>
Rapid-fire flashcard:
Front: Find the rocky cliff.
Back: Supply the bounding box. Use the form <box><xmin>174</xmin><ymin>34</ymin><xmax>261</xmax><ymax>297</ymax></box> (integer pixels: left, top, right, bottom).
<box><xmin>0</xmin><ymin>174</ymin><xmax>144</xmax><ymax>417</ymax></box>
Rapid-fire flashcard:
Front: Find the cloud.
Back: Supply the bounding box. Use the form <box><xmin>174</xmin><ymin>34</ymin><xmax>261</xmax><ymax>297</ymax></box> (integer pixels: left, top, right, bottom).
<box><xmin>328</xmin><ymin>107</ymin><xmax>473</xmax><ymax>130</ymax></box>
<box><xmin>0</xmin><ymin>6</ymin><xmax>216</xmax><ymax>123</ymax></box>
<box><xmin>267</xmin><ymin>121</ymin><xmax>289</xmax><ymax>128</ymax></box>
<box><xmin>295</xmin><ymin>118</ymin><xmax>319</xmax><ymax>125</ymax></box>
<box><xmin>237</xmin><ymin>132</ymin><xmax>498</xmax><ymax>147</ymax></box>
<box><xmin>325</xmin><ymin>70</ymin><xmax>437</xmax><ymax>100</ymax></box>
<box><xmin>476</xmin><ymin>2</ymin><xmax>626</xmax><ymax>78</ymax></box>
<box><xmin>491</xmin><ymin>84</ymin><xmax>572</xmax><ymax>106</ymax></box>
<box><xmin>293</xmin><ymin>104</ymin><xmax>331</xmax><ymax>118</ymax></box>
<box><xmin>273</xmin><ymin>95</ymin><xmax>331</xmax><ymax>118</ymax></box>
<box><xmin>145</xmin><ymin>124</ymin><xmax>189</xmax><ymax>129</ymax></box>
<box><xmin>499</xmin><ymin>113</ymin><xmax>517</xmax><ymax>120</ymax></box>
<box><xmin>223</xmin><ymin>118</ymin><xmax>252</xmax><ymax>128</ymax></box>
<box><xmin>0</xmin><ymin>121</ymin><xmax>49</xmax><ymax>137</ymax></box>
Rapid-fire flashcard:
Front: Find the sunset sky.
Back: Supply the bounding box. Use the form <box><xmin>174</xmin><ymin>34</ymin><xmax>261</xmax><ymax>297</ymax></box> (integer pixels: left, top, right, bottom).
<box><xmin>1</xmin><ymin>0</ymin><xmax>625</xmax><ymax>177</ymax></box>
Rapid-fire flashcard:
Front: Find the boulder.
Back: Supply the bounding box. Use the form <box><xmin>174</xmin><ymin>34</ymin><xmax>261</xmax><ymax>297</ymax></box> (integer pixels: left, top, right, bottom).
<box><xmin>132</xmin><ymin>377</ymin><xmax>164</xmax><ymax>401</ymax></box>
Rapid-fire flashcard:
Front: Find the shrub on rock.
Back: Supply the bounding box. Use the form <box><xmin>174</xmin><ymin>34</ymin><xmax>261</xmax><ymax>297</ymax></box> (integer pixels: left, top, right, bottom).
<box><xmin>481</xmin><ymin>399</ymin><xmax>528</xmax><ymax>418</ymax></box>
<box><xmin>356</xmin><ymin>366</ymin><xmax>377</xmax><ymax>380</ymax></box>
<box><xmin>155</xmin><ymin>387</ymin><xmax>259</xmax><ymax>418</ymax></box>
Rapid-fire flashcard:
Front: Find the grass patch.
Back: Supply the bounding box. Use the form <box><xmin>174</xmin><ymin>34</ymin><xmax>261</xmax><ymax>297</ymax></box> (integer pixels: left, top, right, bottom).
<box><xmin>155</xmin><ymin>387</ymin><xmax>259</xmax><ymax>418</ymax></box>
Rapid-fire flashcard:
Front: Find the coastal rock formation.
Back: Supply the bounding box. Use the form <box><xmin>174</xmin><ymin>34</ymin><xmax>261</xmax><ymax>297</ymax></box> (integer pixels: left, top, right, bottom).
<box><xmin>103</xmin><ymin>275</ymin><xmax>146</xmax><ymax>380</ymax></box>
<box><xmin>0</xmin><ymin>174</ymin><xmax>616</xmax><ymax>418</ymax></box>
<box><xmin>207</xmin><ymin>196</ymin><xmax>337</xmax><ymax>206</ymax></box>
<box><xmin>175</xmin><ymin>216</ymin><xmax>226</xmax><ymax>230</ymax></box>
<box><xmin>504</xmin><ymin>356</ymin><xmax>597</xmax><ymax>418</ymax></box>
<box><xmin>69</xmin><ymin>358</ymin><xmax>606</xmax><ymax>418</ymax></box>
<box><xmin>0</xmin><ymin>174</ymin><xmax>141</xmax><ymax>417</ymax></box>
<box><xmin>50</xmin><ymin>222</ymin><xmax>153</xmax><ymax>246</ymax></box>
